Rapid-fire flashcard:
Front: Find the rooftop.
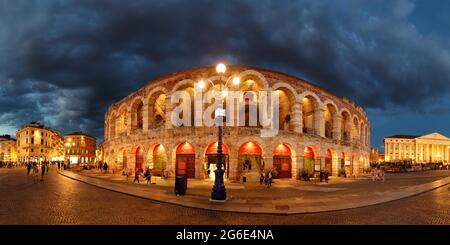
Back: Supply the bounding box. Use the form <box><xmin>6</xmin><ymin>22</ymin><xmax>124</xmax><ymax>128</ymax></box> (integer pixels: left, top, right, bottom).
<box><xmin>385</xmin><ymin>135</ymin><xmax>419</xmax><ymax>139</ymax></box>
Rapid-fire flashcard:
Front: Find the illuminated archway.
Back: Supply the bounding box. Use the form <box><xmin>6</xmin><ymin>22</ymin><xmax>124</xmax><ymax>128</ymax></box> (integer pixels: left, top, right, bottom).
<box><xmin>303</xmin><ymin>146</ymin><xmax>315</xmax><ymax>175</ymax></box>
<box><xmin>325</xmin><ymin>149</ymin><xmax>332</xmax><ymax>175</ymax></box>
<box><xmin>176</xmin><ymin>142</ymin><xmax>196</xmax><ymax>178</ymax></box>
<box><xmin>147</xmin><ymin>144</ymin><xmax>167</xmax><ymax>176</ymax></box>
<box><xmin>204</xmin><ymin>142</ymin><xmax>230</xmax><ymax>180</ymax></box>
<box><xmin>135</xmin><ymin>147</ymin><xmax>144</xmax><ymax>171</ymax></box>
<box><xmin>238</xmin><ymin>141</ymin><xmax>263</xmax><ymax>181</ymax></box>
<box><xmin>273</xmin><ymin>144</ymin><xmax>292</xmax><ymax>178</ymax></box>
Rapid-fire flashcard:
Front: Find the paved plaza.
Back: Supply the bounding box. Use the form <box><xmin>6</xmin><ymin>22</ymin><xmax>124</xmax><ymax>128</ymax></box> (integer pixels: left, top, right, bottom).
<box><xmin>0</xmin><ymin>167</ymin><xmax>449</xmax><ymax>224</ymax></box>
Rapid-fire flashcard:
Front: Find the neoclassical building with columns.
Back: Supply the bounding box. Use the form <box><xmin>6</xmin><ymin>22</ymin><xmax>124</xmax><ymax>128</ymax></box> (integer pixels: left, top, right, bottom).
<box><xmin>384</xmin><ymin>133</ymin><xmax>450</xmax><ymax>163</ymax></box>
<box><xmin>102</xmin><ymin>65</ymin><xmax>371</xmax><ymax>182</ymax></box>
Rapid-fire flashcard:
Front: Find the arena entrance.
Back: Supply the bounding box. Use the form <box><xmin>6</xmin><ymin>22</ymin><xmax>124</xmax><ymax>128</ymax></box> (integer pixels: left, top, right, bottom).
<box><xmin>273</xmin><ymin>144</ymin><xmax>292</xmax><ymax>178</ymax></box>
<box><xmin>238</xmin><ymin>141</ymin><xmax>263</xmax><ymax>182</ymax></box>
<box><xmin>205</xmin><ymin>142</ymin><xmax>229</xmax><ymax>180</ymax></box>
<box><xmin>135</xmin><ymin>147</ymin><xmax>144</xmax><ymax>172</ymax></box>
<box><xmin>176</xmin><ymin>142</ymin><xmax>196</xmax><ymax>178</ymax></box>
<box><xmin>151</xmin><ymin>144</ymin><xmax>167</xmax><ymax>176</ymax></box>
<box><xmin>325</xmin><ymin>149</ymin><xmax>333</xmax><ymax>175</ymax></box>
<box><xmin>303</xmin><ymin>146</ymin><xmax>315</xmax><ymax>175</ymax></box>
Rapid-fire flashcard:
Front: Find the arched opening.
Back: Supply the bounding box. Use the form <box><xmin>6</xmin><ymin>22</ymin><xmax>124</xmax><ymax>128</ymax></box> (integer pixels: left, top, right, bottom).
<box><xmin>135</xmin><ymin>147</ymin><xmax>144</xmax><ymax>172</ymax></box>
<box><xmin>176</xmin><ymin>142</ymin><xmax>196</xmax><ymax>178</ymax></box>
<box><xmin>174</xmin><ymin>86</ymin><xmax>195</xmax><ymax>127</ymax></box>
<box><xmin>118</xmin><ymin>149</ymin><xmax>127</xmax><ymax>170</ymax></box>
<box><xmin>238</xmin><ymin>141</ymin><xmax>263</xmax><ymax>182</ymax></box>
<box><xmin>324</xmin><ymin>104</ymin><xmax>336</xmax><ymax>139</ymax></box>
<box><xmin>238</xmin><ymin>78</ymin><xmax>264</xmax><ymax>128</ymax></box>
<box><xmin>352</xmin><ymin>117</ymin><xmax>360</xmax><ymax>142</ymax></box>
<box><xmin>273</xmin><ymin>144</ymin><xmax>292</xmax><ymax>178</ymax></box>
<box><xmin>303</xmin><ymin>146</ymin><xmax>315</xmax><ymax>176</ymax></box>
<box><xmin>131</xmin><ymin>99</ymin><xmax>144</xmax><ymax>131</ymax></box>
<box><xmin>275</xmin><ymin>89</ymin><xmax>295</xmax><ymax>131</ymax></box>
<box><xmin>204</xmin><ymin>142</ymin><xmax>230</xmax><ymax>180</ymax></box>
<box><xmin>117</xmin><ymin>107</ymin><xmax>128</xmax><ymax>136</ymax></box>
<box><xmin>148</xmin><ymin>92</ymin><xmax>167</xmax><ymax>129</ymax></box>
<box><xmin>325</xmin><ymin>149</ymin><xmax>333</xmax><ymax>175</ymax></box>
<box><xmin>360</xmin><ymin>122</ymin><xmax>365</xmax><ymax>145</ymax></box>
<box><xmin>109</xmin><ymin>114</ymin><xmax>116</xmax><ymax>139</ymax></box>
<box><xmin>147</xmin><ymin>144</ymin><xmax>167</xmax><ymax>176</ymax></box>
<box><xmin>302</xmin><ymin>96</ymin><xmax>318</xmax><ymax>135</ymax></box>
<box><xmin>238</xmin><ymin>92</ymin><xmax>261</xmax><ymax>127</ymax></box>
<box><xmin>341</xmin><ymin>111</ymin><xmax>351</xmax><ymax>142</ymax></box>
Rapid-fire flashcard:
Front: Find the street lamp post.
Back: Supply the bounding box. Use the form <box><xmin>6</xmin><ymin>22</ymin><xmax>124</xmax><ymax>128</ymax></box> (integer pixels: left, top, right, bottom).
<box><xmin>200</xmin><ymin>63</ymin><xmax>239</xmax><ymax>201</ymax></box>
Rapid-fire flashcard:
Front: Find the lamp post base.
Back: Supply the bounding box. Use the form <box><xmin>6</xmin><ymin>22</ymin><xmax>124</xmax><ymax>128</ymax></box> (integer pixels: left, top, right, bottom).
<box><xmin>211</xmin><ymin>189</ymin><xmax>227</xmax><ymax>201</ymax></box>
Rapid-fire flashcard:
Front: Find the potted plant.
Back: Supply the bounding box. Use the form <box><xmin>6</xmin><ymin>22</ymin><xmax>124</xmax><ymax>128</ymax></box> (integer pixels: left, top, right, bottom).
<box><xmin>338</xmin><ymin>168</ymin><xmax>347</xmax><ymax>178</ymax></box>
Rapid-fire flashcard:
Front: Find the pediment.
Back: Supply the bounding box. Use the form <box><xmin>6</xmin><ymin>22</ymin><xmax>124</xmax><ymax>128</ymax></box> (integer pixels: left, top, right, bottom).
<box><xmin>416</xmin><ymin>132</ymin><xmax>450</xmax><ymax>141</ymax></box>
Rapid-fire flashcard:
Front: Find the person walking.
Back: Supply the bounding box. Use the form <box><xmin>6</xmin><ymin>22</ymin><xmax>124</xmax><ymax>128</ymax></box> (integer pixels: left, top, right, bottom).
<box><xmin>27</xmin><ymin>163</ymin><xmax>32</xmax><ymax>176</ymax></box>
<box><xmin>40</xmin><ymin>163</ymin><xmax>46</xmax><ymax>181</ymax></box>
<box><xmin>144</xmin><ymin>168</ymin><xmax>152</xmax><ymax>184</ymax></box>
<box><xmin>267</xmin><ymin>171</ymin><xmax>273</xmax><ymax>188</ymax></box>
<box><xmin>133</xmin><ymin>168</ymin><xmax>140</xmax><ymax>184</ymax></box>
<box><xmin>32</xmin><ymin>163</ymin><xmax>39</xmax><ymax>183</ymax></box>
<box><xmin>259</xmin><ymin>172</ymin><xmax>264</xmax><ymax>185</ymax></box>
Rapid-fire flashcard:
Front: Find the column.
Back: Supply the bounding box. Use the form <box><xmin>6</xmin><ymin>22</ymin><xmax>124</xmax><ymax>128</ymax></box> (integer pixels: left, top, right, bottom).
<box><xmin>126</xmin><ymin>110</ymin><xmax>132</xmax><ymax>135</ymax></box>
<box><xmin>142</xmin><ymin>102</ymin><xmax>149</xmax><ymax>132</ymax></box>
<box><xmin>393</xmin><ymin>142</ymin><xmax>396</xmax><ymax>160</ymax></box>
<box><xmin>291</xmin><ymin>101</ymin><xmax>302</xmax><ymax>134</ymax></box>
<box><xmin>415</xmin><ymin>143</ymin><xmax>418</xmax><ymax>162</ymax></box>
<box><xmin>441</xmin><ymin>144</ymin><xmax>444</xmax><ymax>162</ymax></box>
<box><xmin>333</xmin><ymin>115</ymin><xmax>342</xmax><ymax>140</ymax></box>
<box><xmin>165</xmin><ymin>96</ymin><xmax>173</xmax><ymax>129</ymax></box>
<box><xmin>315</xmin><ymin>107</ymin><xmax>325</xmax><ymax>137</ymax></box>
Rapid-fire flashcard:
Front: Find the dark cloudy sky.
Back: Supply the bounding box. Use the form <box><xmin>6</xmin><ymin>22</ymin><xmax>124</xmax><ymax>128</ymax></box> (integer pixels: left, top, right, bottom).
<box><xmin>1</xmin><ymin>0</ymin><xmax>449</xmax><ymax>150</ymax></box>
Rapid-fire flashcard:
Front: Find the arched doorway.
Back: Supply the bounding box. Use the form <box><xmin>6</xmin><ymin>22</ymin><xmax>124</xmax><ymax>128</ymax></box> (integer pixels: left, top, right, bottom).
<box><xmin>238</xmin><ymin>141</ymin><xmax>263</xmax><ymax>181</ymax></box>
<box><xmin>273</xmin><ymin>144</ymin><xmax>292</xmax><ymax>178</ymax></box>
<box><xmin>152</xmin><ymin>144</ymin><xmax>167</xmax><ymax>176</ymax></box>
<box><xmin>176</xmin><ymin>142</ymin><xmax>196</xmax><ymax>178</ymax></box>
<box><xmin>303</xmin><ymin>146</ymin><xmax>315</xmax><ymax>175</ymax></box>
<box><xmin>325</xmin><ymin>149</ymin><xmax>333</xmax><ymax>175</ymax></box>
<box><xmin>205</xmin><ymin>142</ymin><xmax>230</xmax><ymax>180</ymax></box>
<box><xmin>135</xmin><ymin>147</ymin><xmax>144</xmax><ymax>171</ymax></box>
<box><xmin>121</xmin><ymin>149</ymin><xmax>127</xmax><ymax>170</ymax></box>
<box><xmin>340</xmin><ymin>152</ymin><xmax>346</xmax><ymax>169</ymax></box>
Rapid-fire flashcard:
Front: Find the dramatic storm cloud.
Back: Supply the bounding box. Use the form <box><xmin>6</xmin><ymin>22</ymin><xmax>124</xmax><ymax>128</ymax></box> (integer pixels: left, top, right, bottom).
<box><xmin>0</xmin><ymin>0</ymin><xmax>449</xmax><ymax>148</ymax></box>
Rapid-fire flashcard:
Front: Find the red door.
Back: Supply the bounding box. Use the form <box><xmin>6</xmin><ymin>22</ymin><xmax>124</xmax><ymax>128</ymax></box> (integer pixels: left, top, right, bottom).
<box><xmin>325</xmin><ymin>157</ymin><xmax>332</xmax><ymax>175</ymax></box>
<box><xmin>273</xmin><ymin>157</ymin><xmax>292</xmax><ymax>178</ymax></box>
<box><xmin>135</xmin><ymin>150</ymin><xmax>143</xmax><ymax>171</ymax></box>
<box><xmin>177</xmin><ymin>155</ymin><xmax>195</xmax><ymax>178</ymax></box>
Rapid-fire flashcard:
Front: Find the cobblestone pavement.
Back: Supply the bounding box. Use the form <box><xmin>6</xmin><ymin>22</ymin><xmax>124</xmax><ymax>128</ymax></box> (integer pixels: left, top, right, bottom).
<box><xmin>0</xmin><ymin>167</ymin><xmax>449</xmax><ymax>224</ymax></box>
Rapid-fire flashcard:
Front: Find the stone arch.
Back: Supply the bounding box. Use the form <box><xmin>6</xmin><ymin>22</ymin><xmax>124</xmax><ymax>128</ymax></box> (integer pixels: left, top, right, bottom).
<box><xmin>171</xmin><ymin>79</ymin><xmax>196</xmax><ymax>93</ymax></box>
<box><xmin>324</xmin><ymin>147</ymin><xmax>338</xmax><ymax>176</ymax></box>
<box><xmin>300</xmin><ymin>91</ymin><xmax>321</xmax><ymax>135</ymax></box>
<box><xmin>147</xmin><ymin>87</ymin><xmax>168</xmax><ymax>129</ymax></box>
<box><xmin>130</xmin><ymin>97</ymin><xmax>144</xmax><ymax>131</ymax></box>
<box><xmin>203</xmin><ymin>142</ymin><xmax>231</xmax><ymax>180</ymax></box>
<box><xmin>117</xmin><ymin>147</ymin><xmax>128</xmax><ymax>170</ymax></box>
<box><xmin>108</xmin><ymin>111</ymin><xmax>116</xmax><ymax>140</ymax></box>
<box><xmin>323</xmin><ymin>100</ymin><xmax>338</xmax><ymax>139</ymax></box>
<box><xmin>340</xmin><ymin>109</ymin><xmax>351</xmax><ymax>142</ymax></box>
<box><xmin>360</xmin><ymin>122</ymin><xmax>365</xmax><ymax>146</ymax></box>
<box><xmin>273</xmin><ymin>82</ymin><xmax>298</xmax><ymax>131</ymax></box>
<box><xmin>117</xmin><ymin>104</ymin><xmax>129</xmax><ymax>136</ymax></box>
<box><xmin>237</xmin><ymin>69</ymin><xmax>269</xmax><ymax>90</ymax></box>
<box><xmin>146</xmin><ymin>143</ymin><xmax>168</xmax><ymax>176</ymax></box>
<box><xmin>302</xmin><ymin>145</ymin><xmax>319</xmax><ymax>176</ymax></box>
<box><xmin>171</xmin><ymin>81</ymin><xmax>195</xmax><ymax>127</ymax></box>
<box><xmin>272</xmin><ymin>142</ymin><xmax>297</xmax><ymax>178</ymax></box>
<box><xmin>172</xmin><ymin>141</ymin><xmax>196</xmax><ymax>178</ymax></box>
<box><xmin>352</xmin><ymin>116</ymin><xmax>360</xmax><ymax>141</ymax></box>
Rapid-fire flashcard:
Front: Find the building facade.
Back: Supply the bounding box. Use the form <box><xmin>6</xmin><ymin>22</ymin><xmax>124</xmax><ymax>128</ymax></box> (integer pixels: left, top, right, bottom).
<box><xmin>16</xmin><ymin>122</ymin><xmax>64</xmax><ymax>163</ymax></box>
<box><xmin>0</xmin><ymin>135</ymin><xmax>17</xmax><ymax>163</ymax></box>
<box><xmin>103</xmin><ymin>65</ymin><xmax>371</xmax><ymax>181</ymax></box>
<box><xmin>384</xmin><ymin>133</ymin><xmax>450</xmax><ymax>163</ymax></box>
<box><xmin>64</xmin><ymin>132</ymin><xmax>97</xmax><ymax>165</ymax></box>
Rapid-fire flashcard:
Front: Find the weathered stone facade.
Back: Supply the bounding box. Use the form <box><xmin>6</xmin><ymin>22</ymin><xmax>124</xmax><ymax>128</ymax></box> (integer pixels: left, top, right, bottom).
<box><xmin>103</xmin><ymin>66</ymin><xmax>371</xmax><ymax>181</ymax></box>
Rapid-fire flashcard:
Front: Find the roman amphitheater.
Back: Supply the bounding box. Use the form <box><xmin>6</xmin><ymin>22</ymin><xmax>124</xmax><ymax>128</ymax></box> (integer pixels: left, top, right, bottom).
<box><xmin>101</xmin><ymin>65</ymin><xmax>370</xmax><ymax>182</ymax></box>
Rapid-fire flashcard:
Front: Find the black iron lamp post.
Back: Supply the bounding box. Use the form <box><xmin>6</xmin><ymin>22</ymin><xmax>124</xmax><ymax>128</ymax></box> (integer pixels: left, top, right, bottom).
<box><xmin>199</xmin><ymin>63</ymin><xmax>240</xmax><ymax>201</ymax></box>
